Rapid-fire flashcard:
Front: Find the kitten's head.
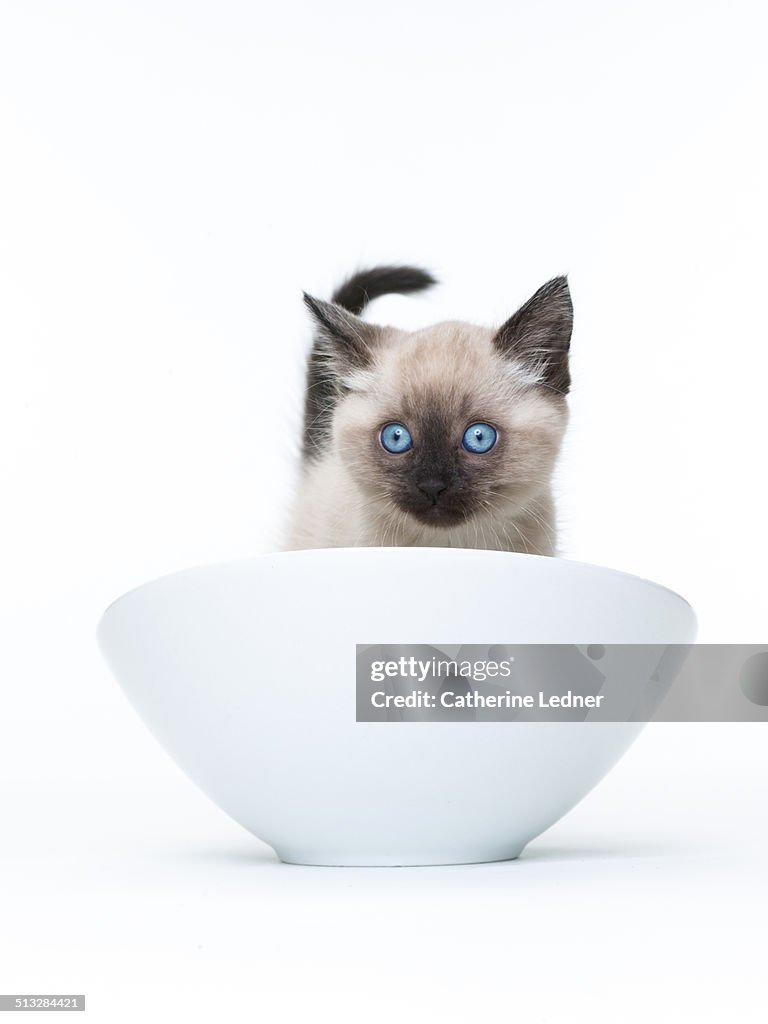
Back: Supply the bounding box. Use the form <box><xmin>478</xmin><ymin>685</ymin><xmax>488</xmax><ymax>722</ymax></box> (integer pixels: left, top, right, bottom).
<box><xmin>303</xmin><ymin>277</ymin><xmax>572</xmax><ymax>529</ymax></box>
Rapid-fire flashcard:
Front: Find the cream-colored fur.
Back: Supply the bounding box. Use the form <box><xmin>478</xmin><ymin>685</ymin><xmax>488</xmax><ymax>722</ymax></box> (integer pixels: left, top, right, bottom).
<box><xmin>285</xmin><ymin>319</ymin><xmax>568</xmax><ymax>554</ymax></box>
<box><xmin>287</xmin><ymin>455</ymin><xmax>559</xmax><ymax>553</ymax></box>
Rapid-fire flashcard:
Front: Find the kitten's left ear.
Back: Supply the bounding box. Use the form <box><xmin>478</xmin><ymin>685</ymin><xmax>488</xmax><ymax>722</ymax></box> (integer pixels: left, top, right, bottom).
<box><xmin>303</xmin><ymin>292</ymin><xmax>384</xmax><ymax>369</ymax></box>
<box><xmin>493</xmin><ymin>276</ymin><xmax>573</xmax><ymax>394</ymax></box>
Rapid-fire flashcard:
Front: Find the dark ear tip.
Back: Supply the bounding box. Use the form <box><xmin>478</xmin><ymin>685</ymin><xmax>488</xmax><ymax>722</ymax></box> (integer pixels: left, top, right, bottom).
<box><xmin>302</xmin><ymin>292</ymin><xmax>328</xmax><ymax>319</ymax></box>
<box><xmin>543</xmin><ymin>275</ymin><xmax>573</xmax><ymax>313</ymax></box>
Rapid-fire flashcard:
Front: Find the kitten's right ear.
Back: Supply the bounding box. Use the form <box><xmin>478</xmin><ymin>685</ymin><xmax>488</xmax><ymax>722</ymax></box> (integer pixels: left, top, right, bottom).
<box><xmin>303</xmin><ymin>293</ymin><xmax>383</xmax><ymax>369</ymax></box>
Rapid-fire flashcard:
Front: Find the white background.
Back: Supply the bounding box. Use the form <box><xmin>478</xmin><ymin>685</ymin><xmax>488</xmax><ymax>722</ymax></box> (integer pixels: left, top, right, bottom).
<box><xmin>1</xmin><ymin>1</ymin><xmax>766</xmax><ymax>1021</ymax></box>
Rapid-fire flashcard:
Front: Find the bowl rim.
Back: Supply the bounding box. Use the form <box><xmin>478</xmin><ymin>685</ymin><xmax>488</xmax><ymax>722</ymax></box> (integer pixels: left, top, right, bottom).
<box><xmin>98</xmin><ymin>546</ymin><xmax>696</xmax><ymax>628</ymax></box>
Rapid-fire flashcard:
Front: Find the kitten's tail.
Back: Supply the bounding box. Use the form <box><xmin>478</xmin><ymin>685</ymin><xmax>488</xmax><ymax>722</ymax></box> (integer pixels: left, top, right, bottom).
<box><xmin>331</xmin><ymin>265</ymin><xmax>437</xmax><ymax>315</ymax></box>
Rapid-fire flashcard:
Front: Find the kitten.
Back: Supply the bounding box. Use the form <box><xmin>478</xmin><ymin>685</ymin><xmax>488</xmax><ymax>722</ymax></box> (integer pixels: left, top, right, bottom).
<box><xmin>285</xmin><ymin>265</ymin><xmax>572</xmax><ymax>554</ymax></box>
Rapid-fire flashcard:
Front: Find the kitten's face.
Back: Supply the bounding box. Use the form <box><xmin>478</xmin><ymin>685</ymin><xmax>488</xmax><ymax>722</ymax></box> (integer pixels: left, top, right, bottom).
<box><xmin>304</xmin><ymin>276</ymin><xmax>572</xmax><ymax>532</ymax></box>
<box><xmin>333</xmin><ymin>324</ymin><xmax>568</xmax><ymax>528</ymax></box>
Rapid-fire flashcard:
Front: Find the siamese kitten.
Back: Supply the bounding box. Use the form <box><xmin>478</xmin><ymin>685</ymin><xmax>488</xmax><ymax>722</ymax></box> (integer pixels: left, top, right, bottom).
<box><xmin>285</xmin><ymin>265</ymin><xmax>572</xmax><ymax>554</ymax></box>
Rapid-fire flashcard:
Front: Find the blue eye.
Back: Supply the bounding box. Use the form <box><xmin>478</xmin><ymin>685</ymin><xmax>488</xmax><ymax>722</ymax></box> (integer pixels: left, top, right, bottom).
<box><xmin>380</xmin><ymin>422</ymin><xmax>413</xmax><ymax>453</ymax></box>
<box><xmin>462</xmin><ymin>422</ymin><xmax>497</xmax><ymax>453</ymax></box>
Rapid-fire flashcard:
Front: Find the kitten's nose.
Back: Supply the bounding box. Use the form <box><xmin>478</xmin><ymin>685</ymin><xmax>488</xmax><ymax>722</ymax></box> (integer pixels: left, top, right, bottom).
<box><xmin>417</xmin><ymin>479</ymin><xmax>447</xmax><ymax>504</ymax></box>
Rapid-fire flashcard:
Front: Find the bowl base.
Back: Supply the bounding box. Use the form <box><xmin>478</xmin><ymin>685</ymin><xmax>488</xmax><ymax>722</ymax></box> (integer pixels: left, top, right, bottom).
<box><xmin>273</xmin><ymin>843</ymin><xmax>528</xmax><ymax>867</ymax></box>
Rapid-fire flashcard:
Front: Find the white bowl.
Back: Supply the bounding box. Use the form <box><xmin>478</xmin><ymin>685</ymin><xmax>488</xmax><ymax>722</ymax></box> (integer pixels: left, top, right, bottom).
<box><xmin>98</xmin><ymin>548</ymin><xmax>696</xmax><ymax>866</ymax></box>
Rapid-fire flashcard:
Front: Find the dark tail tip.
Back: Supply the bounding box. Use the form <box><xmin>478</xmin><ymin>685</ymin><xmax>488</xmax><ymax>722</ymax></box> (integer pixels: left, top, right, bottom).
<box><xmin>331</xmin><ymin>265</ymin><xmax>437</xmax><ymax>316</ymax></box>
